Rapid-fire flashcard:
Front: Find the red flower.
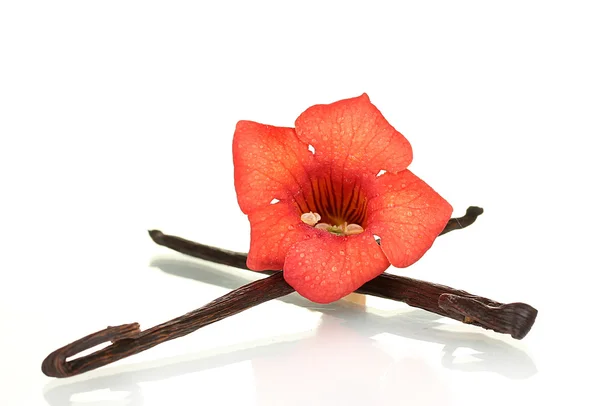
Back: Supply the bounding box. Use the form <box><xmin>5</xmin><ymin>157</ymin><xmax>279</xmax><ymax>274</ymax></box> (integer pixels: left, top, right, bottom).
<box><xmin>233</xmin><ymin>94</ymin><xmax>452</xmax><ymax>303</ymax></box>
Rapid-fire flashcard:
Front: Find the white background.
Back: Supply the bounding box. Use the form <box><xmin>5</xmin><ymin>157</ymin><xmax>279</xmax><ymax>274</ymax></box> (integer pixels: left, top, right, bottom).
<box><xmin>2</xmin><ymin>1</ymin><xmax>599</xmax><ymax>405</ymax></box>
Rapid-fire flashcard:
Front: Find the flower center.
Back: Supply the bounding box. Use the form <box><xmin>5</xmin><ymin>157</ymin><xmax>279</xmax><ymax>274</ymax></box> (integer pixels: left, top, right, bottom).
<box><xmin>295</xmin><ymin>176</ymin><xmax>368</xmax><ymax>236</ymax></box>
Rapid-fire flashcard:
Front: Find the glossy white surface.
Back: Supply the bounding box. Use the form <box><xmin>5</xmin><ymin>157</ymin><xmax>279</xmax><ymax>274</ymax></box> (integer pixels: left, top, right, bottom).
<box><xmin>2</xmin><ymin>1</ymin><xmax>599</xmax><ymax>405</ymax></box>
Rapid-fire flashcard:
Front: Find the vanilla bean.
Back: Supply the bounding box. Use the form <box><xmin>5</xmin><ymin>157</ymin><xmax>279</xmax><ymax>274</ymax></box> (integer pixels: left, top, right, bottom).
<box><xmin>149</xmin><ymin>231</ymin><xmax>252</xmax><ymax>270</ymax></box>
<box><xmin>149</xmin><ymin>207</ymin><xmax>484</xmax><ymax>270</ymax></box>
<box><xmin>149</xmin><ymin>206</ymin><xmax>537</xmax><ymax>339</ymax></box>
<box><xmin>149</xmin><ymin>231</ymin><xmax>537</xmax><ymax>339</ymax></box>
<box><xmin>439</xmin><ymin>206</ymin><xmax>484</xmax><ymax>236</ymax></box>
<box><xmin>356</xmin><ymin>275</ymin><xmax>536</xmax><ymax>339</ymax></box>
<box><xmin>42</xmin><ymin>273</ymin><xmax>294</xmax><ymax>378</ymax></box>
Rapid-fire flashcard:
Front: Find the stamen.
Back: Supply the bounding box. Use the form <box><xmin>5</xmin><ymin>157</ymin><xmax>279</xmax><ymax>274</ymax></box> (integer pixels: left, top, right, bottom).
<box><xmin>313</xmin><ymin>222</ymin><xmax>365</xmax><ymax>236</ymax></box>
<box><xmin>301</xmin><ymin>212</ymin><xmax>321</xmax><ymax>226</ymax></box>
<box><xmin>345</xmin><ymin>223</ymin><xmax>365</xmax><ymax>235</ymax></box>
<box><xmin>327</xmin><ymin>225</ymin><xmax>345</xmax><ymax>235</ymax></box>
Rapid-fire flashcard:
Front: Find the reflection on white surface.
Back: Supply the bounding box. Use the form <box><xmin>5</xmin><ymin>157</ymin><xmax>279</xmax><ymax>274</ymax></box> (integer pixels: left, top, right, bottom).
<box><xmin>43</xmin><ymin>258</ymin><xmax>536</xmax><ymax>406</ymax></box>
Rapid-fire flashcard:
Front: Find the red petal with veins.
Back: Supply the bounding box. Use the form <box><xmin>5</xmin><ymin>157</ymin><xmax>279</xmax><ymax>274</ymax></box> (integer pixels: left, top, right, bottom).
<box><xmin>233</xmin><ymin>121</ymin><xmax>314</xmax><ymax>214</ymax></box>
<box><xmin>247</xmin><ymin>201</ymin><xmax>318</xmax><ymax>271</ymax></box>
<box><xmin>294</xmin><ymin>94</ymin><xmax>412</xmax><ymax>179</ymax></box>
<box><xmin>366</xmin><ymin>170</ymin><xmax>452</xmax><ymax>268</ymax></box>
<box><xmin>283</xmin><ymin>232</ymin><xmax>390</xmax><ymax>303</ymax></box>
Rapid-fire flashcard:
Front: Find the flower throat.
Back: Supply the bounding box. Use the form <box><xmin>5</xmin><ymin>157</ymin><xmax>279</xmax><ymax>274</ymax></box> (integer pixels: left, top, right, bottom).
<box><xmin>296</xmin><ymin>176</ymin><xmax>368</xmax><ymax>236</ymax></box>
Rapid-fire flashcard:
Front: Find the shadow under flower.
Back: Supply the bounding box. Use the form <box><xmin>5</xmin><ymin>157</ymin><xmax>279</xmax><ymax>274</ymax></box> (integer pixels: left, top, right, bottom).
<box><xmin>42</xmin><ymin>257</ymin><xmax>537</xmax><ymax>406</ymax></box>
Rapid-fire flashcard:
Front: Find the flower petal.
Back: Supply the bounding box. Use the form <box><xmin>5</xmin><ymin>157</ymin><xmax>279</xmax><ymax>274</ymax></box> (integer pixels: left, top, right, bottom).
<box><xmin>247</xmin><ymin>201</ymin><xmax>318</xmax><ymax>271</ymax></box>
<box><xmin>366</xmin><ymin>170</ymin><xmax>453</xmax><ymax>268</ymax></box>
<box><xmin>283</xmin><ymin>232</ymin><xmax>390</xmax><ymax>303</ymax></box>
<box><xmin>294</xmin><ymin>94</ymin><xmax>412</xmax><ymax>178</ymax></box>
<box><xmin>233</xmin><ymin>120</ymin><xmax>314</xmax><ymax>214</ymax></box>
